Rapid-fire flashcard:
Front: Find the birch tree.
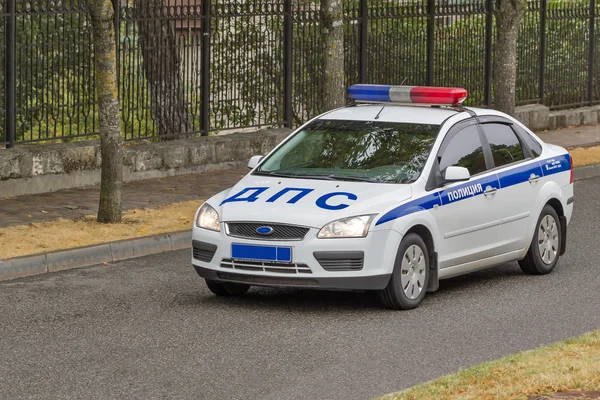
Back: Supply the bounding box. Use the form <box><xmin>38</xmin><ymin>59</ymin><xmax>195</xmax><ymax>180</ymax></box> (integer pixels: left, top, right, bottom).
<box><xmin>89</xmin><ymin>0</ymin><xmax>124</xmax><ymax>223</ymax></box>
<box><xmin>320</xmin><ymin>0</ymin><xmax>345</xmax><ymax>112</ymax></box>
<box><xmin>493</xmin><ymin>0</ymin><xmax>527</xmax><ymax>116</ymax></box>
<box><xmin>134</xmin><ymin>0</ymin><xmax>191</xmax><ymax>138</ymax></box>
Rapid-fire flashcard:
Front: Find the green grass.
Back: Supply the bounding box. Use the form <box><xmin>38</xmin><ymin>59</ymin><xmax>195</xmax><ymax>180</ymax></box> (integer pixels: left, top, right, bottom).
<box><xmin>380</xmin><ymin>330</ymin><xmax>600</xmax><ymax>400</ymax></box>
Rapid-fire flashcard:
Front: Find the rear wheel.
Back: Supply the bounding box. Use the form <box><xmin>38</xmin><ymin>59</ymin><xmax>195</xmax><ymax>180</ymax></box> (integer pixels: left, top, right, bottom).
<box><xmin>205</xmin><ymin>279</ymin><xmax>250</xmax><ymax>296</ymax></box>
<box><xmin>519</xmin><ymin>205</ymin><xmax>561</xmax><ymax>275</ymax></box>
<box><xmin>378</xmin><ymin>233</ymin><xmax>429</xmax><ymax>310</ymax></box>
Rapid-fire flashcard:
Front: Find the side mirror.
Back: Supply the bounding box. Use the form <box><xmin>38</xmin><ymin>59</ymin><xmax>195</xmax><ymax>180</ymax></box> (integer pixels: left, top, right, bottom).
<box><xmin>247</xmin><ymin>155</ymin><xmax>263</xmax><ymax>169</ymax></box>
<box><xmin>444</xmin><ymin>166</ymin><xmax>471</xmax><ymax>182</ymax></box>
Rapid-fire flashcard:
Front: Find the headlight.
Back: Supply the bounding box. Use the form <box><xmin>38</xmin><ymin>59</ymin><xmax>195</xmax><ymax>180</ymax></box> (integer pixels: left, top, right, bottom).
<box><xmin>195</xmin><ymin>203</ymin><xmax>221</xmax><ymax>232</ymax></box>
<box><xmin>317</xmin><ymin>215</ymin><xmax>375</xmax><ymax>239</ymax></box>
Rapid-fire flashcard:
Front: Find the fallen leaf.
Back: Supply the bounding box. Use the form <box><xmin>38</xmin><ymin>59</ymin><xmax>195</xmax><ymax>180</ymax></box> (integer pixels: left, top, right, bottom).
<box><xmin>102</xmin><ymin>262</ymin><xmax>108</xmax><ymax>265</ymax></box>
<box><xmin>41</xmin><ymin>210</ymin><xmax>48</xmax><ymax>214</ymax></box>
<box><xmin>28</xmin><ymin>214</ymin><xmax>32</xmax><ymax>218</ymax></box>
<box><xmin>166</xmin><ymin>188</ymin><xmax>175</xmax><ymax>191</ymax></box>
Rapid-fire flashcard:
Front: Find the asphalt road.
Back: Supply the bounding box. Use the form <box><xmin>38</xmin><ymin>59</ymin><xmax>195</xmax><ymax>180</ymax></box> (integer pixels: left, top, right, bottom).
<box><xmin>1</xmin><ymin>177</ymin><xmax>599</xmax><ymax>400</ymax></box>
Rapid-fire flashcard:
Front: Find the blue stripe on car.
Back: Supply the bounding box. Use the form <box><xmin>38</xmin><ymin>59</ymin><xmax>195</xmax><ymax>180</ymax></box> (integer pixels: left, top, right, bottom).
<box><xmin>375</xmin><ymin>154</ymin><xmax>571</xmax><ymax>226</ymax></box>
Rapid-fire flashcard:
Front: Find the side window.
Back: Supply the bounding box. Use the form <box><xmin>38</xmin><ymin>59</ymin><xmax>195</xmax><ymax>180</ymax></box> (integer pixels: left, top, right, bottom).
<box><xmin>514</xmin><ymin>125</ymin><xmax>543</xmax><ymax>157</ymax></box>
<box><xmin>482</xmin><ymin>123</ymin><xmax>525</xmax><ymax>167</ymax></box>
<box><xmin>439</xmin><ymin>125</ymin><xmax>487</xmax><ymax>176</ymax></box>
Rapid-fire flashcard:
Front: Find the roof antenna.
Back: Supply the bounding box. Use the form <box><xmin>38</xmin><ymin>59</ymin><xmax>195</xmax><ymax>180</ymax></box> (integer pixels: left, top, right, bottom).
<box><xmin>375</xmin><ymin>77</ymin><xmax>408</xmax><ymax>119</ymax></box>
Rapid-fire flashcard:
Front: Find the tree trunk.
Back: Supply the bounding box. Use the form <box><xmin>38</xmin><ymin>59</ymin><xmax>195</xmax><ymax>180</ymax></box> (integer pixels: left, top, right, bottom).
<box><xmin>320</xmin><ymin>0</ymin><xmax>345</xmax><ymax>112</ymax></box>
<box><xmin>493</xmin><ymin>0</ymin><xmax>526</xmax><ymax>116</ymax></box>
<box><xmin>134</xmin><ymin>0</ymin><xmax>191</xmax><ymax>138</ymax></box>
<box><xmin>89</xmin><ymin>0</ymin><xmax>124</xmax><ymax>223</ymax></box>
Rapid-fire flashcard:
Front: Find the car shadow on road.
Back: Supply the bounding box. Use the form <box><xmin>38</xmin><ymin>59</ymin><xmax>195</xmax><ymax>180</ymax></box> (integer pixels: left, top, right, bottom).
<box><xmin>176</xmin><ymin>262</ymin><xmax>529</xmax><ymax>312</ymax></box>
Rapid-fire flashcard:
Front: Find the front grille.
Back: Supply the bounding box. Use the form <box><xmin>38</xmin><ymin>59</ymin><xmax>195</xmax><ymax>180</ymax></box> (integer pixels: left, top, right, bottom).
<box><xmin>226</xmin><ymin>222</ymin><xmax>310</xmax><ymax>241</ymax></box>
<box><xmin>314</xmin><ymin>251</ymin><xmax>364</xmax><ymax>271</ymax></box>
<box><xmin>221</xmin><ymin>258</ymin><xmax>312</xmax><ymax>274</ymax></box>
<box><xmin>192</xmin><ymin>240</ymin><xmax>217</xmax><ymax>263</ymax></box>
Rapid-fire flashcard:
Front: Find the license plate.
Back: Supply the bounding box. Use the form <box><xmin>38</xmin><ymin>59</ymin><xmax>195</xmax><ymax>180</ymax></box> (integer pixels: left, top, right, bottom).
<box><xmin>231</xmin><ymin>244</ymin><xmax>292</xmax><ymax>263</ymax></box>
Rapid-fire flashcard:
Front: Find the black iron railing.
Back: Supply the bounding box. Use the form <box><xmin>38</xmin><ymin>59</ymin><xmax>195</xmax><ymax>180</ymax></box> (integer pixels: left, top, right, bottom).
<box><xmin>1</xmin><ymin>0</ymin><xmax>599</xmax><ymax>146</ymax></box>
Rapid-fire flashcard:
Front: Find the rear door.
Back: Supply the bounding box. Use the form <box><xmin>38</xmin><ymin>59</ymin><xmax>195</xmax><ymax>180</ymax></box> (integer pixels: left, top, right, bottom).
<box><xmin>429</xmin><ymin>119</ymin><xmax>502</xmax><ymax>269</ymax></box>
<box><xmin>478</xmin><ymin>119</ymin><xmax>544</xmax><ymax>254</ymax></box>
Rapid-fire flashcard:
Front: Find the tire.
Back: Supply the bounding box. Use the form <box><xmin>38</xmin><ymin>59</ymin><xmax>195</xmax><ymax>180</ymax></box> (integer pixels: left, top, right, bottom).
<box><xmin>378</xmin><ymin>233</ymin><xmax>430</xmax><ymax>310</ymax></box>
<box><xmin>519</xmin><ymin>205</ymin><xmax>561</xmax><ymax>275</ymax></box>
<box><xmin>205</xmin><ymin>279</ymin><xmax>250</xmax><ymax>296</ymax></box>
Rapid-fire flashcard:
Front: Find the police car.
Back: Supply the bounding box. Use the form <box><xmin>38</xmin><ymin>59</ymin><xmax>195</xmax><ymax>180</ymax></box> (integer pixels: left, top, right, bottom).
<box><xmin>192</xmin><ymin>85</ymin><xmax>574</xmax><ymax>310</ymax></box>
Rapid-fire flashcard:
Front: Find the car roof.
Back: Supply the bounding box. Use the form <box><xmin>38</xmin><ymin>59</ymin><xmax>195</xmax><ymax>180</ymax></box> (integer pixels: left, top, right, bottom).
<box><xmin>318</xmin><ymin>104</ymin><xmax>463</xmax><ymax>125</ymax></box>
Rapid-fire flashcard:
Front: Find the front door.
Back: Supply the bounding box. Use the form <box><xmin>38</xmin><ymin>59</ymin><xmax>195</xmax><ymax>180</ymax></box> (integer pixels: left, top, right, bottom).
<box><xmin>430</xmin><ymin>121</ymin><xmax>502</xmax><ymax>270</ymax></box>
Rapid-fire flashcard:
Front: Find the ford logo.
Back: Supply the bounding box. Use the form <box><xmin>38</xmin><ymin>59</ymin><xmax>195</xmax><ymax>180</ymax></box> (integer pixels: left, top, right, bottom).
<box><xmin>256</xmin><ymin>226</ymin><xmax>274</xmax><ymax>235</ymax></box>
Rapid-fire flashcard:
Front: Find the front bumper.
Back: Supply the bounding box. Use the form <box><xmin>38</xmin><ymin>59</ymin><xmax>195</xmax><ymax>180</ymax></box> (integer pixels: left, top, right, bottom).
<box><xmin>191</xmin><ymin>225</ymin><xmax>401</xmax><ymax>291</ymax></box>
<box><xmin>193</xmin><ymin>264</ymin><xmax>391</xmax><ymax>290</ymax></box>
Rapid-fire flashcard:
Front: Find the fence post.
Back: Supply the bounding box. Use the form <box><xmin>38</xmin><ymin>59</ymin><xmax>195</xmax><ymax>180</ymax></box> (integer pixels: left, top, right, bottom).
<box><xmin>4</xmin><ymin>0</ymin><xmax>16</xmax><ymax>148</ymax></box>
<box><xmin>426</xmin><ymin>0</ymin><xmax>435</xmax><ymax>86</ymax></box>
<box><xmin>112</xmin><ymin>0</ymin><xmax>120</xmax><ymax>88</ymax></box>
<box><xmin>589</xmin><ymin>0</ymin><xmax>596</xmax><ymax>105</ymax></box>
<box><xmin>539</xmin><ymin>0</ymin><xmax>547</xmax><ymax>104</ymax></box>
<box><xmin>484</xmin><ymin>0</ymin><xmax>493</xmax><ymax>107</ymax></box>
<box><xmin>283</xmin><ymin>0</ymin><xmax>292</xmax><ymax>128</ymax></box>
<box><xmin>200</xmin><ymin>0</ymin><xmax>211</xmax><ymax>136</ymax></box>
<box><xmin>358</xmin><ymin>0</ymin><xmax>367</xmax><ymax>83</ymax></box>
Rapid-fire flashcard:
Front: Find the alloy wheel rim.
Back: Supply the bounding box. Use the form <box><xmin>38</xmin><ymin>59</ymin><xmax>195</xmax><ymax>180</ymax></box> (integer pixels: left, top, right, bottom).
<box><xmin>537</xmin><ymin>215</ymin><xmax>559</xmax><ymax>265</ymax></box>
<box><xmin>400</xmin><ymin>245</ymin><xmax>426</xmax><ymax>300</ymax></box>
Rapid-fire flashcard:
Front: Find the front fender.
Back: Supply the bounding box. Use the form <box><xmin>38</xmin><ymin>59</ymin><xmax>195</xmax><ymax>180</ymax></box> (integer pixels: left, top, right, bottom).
<box><xmin>374</xmin><ymin>209</ymin><xmax>440</xmax><ymax>252</ymax></box>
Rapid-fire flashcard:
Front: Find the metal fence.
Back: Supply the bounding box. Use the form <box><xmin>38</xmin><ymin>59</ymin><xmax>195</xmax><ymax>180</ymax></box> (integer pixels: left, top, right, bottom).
<box><xmin>1</xmin><ymin>0</ymin><xmax>599</xmax><ymax>146</ymax></box>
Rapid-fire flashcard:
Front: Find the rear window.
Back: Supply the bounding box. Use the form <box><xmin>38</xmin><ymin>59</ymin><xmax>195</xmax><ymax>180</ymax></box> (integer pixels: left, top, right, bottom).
<box><xmin>514</xmin><ymin>125</ymin><xmax>543</xmax><ymax>157</ymax></box>
<box><xmin>481</xmin><ymin>123</ymin><xmax>526</xmax><ymax>167</ymax></box>
<box><xmin>255</xmin><ymin>119</ymin><xmax>441</xmax><ymax>184</ymax></box>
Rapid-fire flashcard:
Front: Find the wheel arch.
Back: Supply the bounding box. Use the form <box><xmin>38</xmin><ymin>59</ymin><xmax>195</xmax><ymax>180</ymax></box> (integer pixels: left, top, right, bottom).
<box><xmin>525</xmin><ymin>193</ymin><xmax>568</xmax><ymax>257</ymax></box>
<box><xmin>404</xmin><ymin>224</ymin><xmax>439</xmax><ymax>292</ymax></box>
<box><xmin>544</xmin><ymin>198</ymin><xmax>568</xmax><ymax>256</ymax></box>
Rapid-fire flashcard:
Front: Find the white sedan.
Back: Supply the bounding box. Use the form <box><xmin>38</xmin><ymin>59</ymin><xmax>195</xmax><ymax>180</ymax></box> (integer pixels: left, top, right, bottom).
<box><xmin>191</xmin><ymin>85</ymin><xmax>574</xmax><ymax>310</ymax></box>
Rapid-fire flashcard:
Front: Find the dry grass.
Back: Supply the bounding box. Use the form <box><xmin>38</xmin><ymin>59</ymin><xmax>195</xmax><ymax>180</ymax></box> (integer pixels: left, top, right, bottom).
<box><xmin>570</xmin><ymin>145</ymin><xmax>600</xmax><ymax>167</ymax></box>
<box><xmin>0</xmin><ymin>200</ymin><xmax>203</xmax><ymax>260</ymax></box>
<box><xmin>380</xmin><ymin>330</ymin><xmax>600</xmax><ymax>400</ymax></box>
<box><xmin>2</xmin><ymin>145</ymin><xmax>600</xmax><ymax>260</ymax></box>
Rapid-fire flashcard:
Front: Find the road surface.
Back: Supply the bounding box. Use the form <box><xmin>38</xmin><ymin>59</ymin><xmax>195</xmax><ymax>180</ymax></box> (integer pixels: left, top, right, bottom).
<box><xmin>1</xmin><ymin>177</ymin><xmax>599</xmax><ymax>400</ymax></box>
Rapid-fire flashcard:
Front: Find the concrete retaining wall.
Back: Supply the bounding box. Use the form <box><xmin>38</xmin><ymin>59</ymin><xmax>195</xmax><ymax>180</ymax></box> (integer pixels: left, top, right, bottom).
<box><xmin>1</xmin><ymin>104</ymin><xmax>598</xmax><ymax>198</ymax></box>
<box><xmin>0</xmin><ymin>128</ymin><xmax>292</xmax><ymax>198</ymax></box>
<box><xmin>515</xmin><ymin>104</ymin><xmax>600</xmax><ymax>132</ymax></box>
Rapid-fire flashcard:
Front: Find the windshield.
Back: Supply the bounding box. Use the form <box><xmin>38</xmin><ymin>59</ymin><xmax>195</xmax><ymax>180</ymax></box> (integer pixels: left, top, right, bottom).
<box><xmin>255</xmin><ymin>119</ymin><xmax>440</xmax><ymax>184</ymax></box>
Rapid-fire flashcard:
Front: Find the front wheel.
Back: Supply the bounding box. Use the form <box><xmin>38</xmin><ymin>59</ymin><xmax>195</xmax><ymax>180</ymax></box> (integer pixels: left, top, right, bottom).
<box><xmin>205</xmin><ymin>279</ymin><xmax>250</xmax><ymax>296</ymax></box>
<box><xmin>519</xmin><ymin>205</ymin><xmax>561</xmax><ymax>275</ymax></box>
<box><xmin>378</xmin><ymin>233</ymin><xmax>430</xmax><ymax>310</ymax></box>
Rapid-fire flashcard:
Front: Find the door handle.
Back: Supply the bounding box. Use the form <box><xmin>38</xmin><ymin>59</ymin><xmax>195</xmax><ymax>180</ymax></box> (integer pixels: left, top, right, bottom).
<box><xmin>484</xmin><ymin>186</ymin><xmax>497</xmax><ymax>197</ymax></box>
<box><xmin>529</xmin><ymin>174</ymin><xmax>540</xmax><ymax>184</ymax></box>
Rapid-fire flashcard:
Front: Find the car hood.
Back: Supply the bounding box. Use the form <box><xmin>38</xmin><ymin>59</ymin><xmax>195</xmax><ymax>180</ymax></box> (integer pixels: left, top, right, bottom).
<box><xmin>213</xmin><ymin>174</ymin><xmax>412</xmax><ymax>228</ymax></box>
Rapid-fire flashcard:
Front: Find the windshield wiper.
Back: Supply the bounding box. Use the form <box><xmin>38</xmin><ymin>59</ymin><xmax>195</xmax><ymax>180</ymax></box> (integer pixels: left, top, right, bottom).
<box><xmin>253</xmin><ymin>171</ymin><xmax>298</xmax><ymax>178</ymax></box>
<box><xmin>253</xmin><ymin>171</ymin><xmax>379</xmax><ymax>183</ymax></box>
<box><xmin>326</xmin><ymin>175</ymin><xmax>380</xmax><ymax>183</ymax></box>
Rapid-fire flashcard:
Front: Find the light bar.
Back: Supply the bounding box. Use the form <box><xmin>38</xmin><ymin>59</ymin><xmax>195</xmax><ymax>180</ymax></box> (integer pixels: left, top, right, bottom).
<box><xmin>347</xmin><ymin>84</ymin><xmax>468</xmax><ymax>106</ymax></box>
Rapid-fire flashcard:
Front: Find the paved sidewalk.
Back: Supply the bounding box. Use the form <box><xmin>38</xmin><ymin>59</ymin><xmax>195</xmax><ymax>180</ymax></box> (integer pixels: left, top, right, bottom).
<box><xmin>0</xmin><ymin>124</ymin><xmax>598</xmax><ymax>230</ymax></box>
<box><xmin>537</xmin><ymin>124</ymin><xmax>600</xmax><ymax>148</ymax></box>
<box><xmin>0</xmin><ymin>169</ymin><xmax>247</xmax><ymax>228</ymax></box>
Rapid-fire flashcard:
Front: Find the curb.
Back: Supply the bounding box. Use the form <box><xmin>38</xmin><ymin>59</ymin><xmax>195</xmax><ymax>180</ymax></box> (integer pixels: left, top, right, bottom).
<box><xmin>573</xmin><ymin>163</ymin><xmax>600</xmax><ymax>181</ymax></box>
<box><xmin>1</xmin><ymin>164</ymin><xmax>600</xmax><ymax>283</ymax></box>
<box><xmin>0</xmin><ymin>231</ymin><xmax>191</xmax><ymax>282</ymax></box>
